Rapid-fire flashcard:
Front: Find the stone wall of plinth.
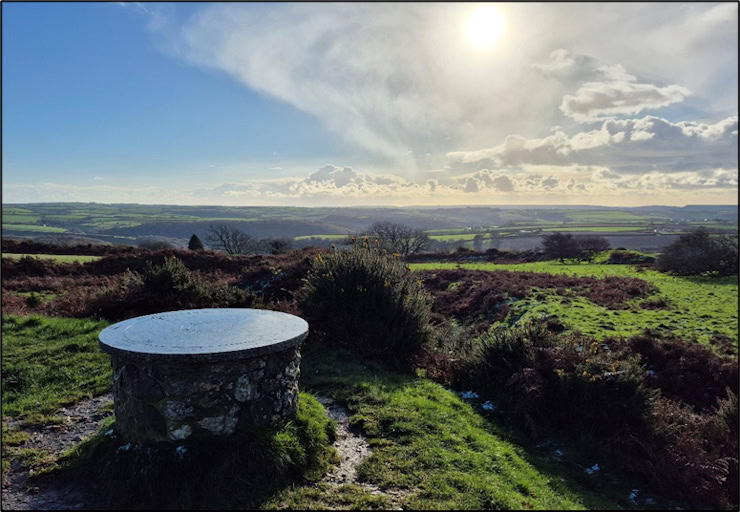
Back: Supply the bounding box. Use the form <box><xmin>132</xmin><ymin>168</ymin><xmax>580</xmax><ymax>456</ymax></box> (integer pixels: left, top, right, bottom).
<box><xmin>110</xmin><ymin>345</ymin><xmax>301</xmax><ymax>443</ymax></box>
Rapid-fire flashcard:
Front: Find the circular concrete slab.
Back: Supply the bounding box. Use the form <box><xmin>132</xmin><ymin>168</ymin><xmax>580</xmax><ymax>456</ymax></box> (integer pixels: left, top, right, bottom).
<box><xmin>99</xmin><ymin>308</ymin><xmax>308</xmax><ymax>362</ymax></box>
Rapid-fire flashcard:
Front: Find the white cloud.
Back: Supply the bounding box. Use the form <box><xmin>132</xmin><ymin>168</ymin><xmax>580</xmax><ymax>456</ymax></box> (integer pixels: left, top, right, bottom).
<box><xmin>546</xmin><ymin>57</ymin><xmax>692</xmax><ymax>123</ymax></box>
<box><xmin>447</xmin><ymin>115</ymin><xmax>738</xmax><ymax>175</ymax></box>
<box><xmin>561</xmin><ymin>76</ymin><xmax>690</xmax><ymax>122</ymax></box>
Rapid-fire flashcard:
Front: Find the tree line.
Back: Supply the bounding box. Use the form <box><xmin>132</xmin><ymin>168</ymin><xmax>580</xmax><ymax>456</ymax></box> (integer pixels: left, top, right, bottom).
<box><xmin>191</xmin><ymin>222</ymin><xmax>738</xmax><ymax>276</ymax></box>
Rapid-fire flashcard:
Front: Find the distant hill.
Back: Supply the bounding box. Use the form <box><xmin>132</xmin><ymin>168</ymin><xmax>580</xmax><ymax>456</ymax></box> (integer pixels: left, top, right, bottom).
<box><xmin>2</xmin><ymin>203</ymin><xmax>736</xmax><ymax>251</ymax></box>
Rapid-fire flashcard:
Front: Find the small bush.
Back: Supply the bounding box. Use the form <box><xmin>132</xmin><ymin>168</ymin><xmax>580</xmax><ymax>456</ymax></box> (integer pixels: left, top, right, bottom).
<box><xmin>297</xmin><ymin>245</ymin><xmax>433</xmax><ymax>368</ymax></box>
<box><xmin>24</xmin><ymin>292</ymin><xmax>42</xmax><ymax>308</ymax></box>
<box><xmin>619</xmin><ymin>333</ymin><xmax>738</xmax><ymax>413</ymax></box>
<box><xmin>469</xmin><ymin>321</ymin><xmax>656</xmax><ymax>440</ymax></box>
<box><xmin>657</xmin><ymin>229</ymin><xmax>738</xmax><ymax>276</ymax></box>
<box><xmin>607</xmin><ymin>250</ymin><xmax>656</xmax><ymax>265</ymax></box>
<box><xmin>89</xmin><ymin>256</ymin><xmax>260</xmax><ymax>321</ymax></box>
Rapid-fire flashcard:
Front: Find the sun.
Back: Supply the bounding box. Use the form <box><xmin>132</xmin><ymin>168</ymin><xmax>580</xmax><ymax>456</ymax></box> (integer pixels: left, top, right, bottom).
<box><xmin>466</xmin><ymin>5</ymin><xmax>503</xmax><ymax>49</ymax></box>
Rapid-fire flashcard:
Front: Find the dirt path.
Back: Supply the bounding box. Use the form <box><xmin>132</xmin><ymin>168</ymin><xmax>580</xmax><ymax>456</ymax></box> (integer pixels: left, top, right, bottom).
<box><xmin>1</xmin><ymin>394</ymin><xmax>113</xmax><ymax>511</ymax></box>
<box><xmin>316</xmin><ymin>396</ymin><xmax>412</xmax><ymax>509</ymax></box>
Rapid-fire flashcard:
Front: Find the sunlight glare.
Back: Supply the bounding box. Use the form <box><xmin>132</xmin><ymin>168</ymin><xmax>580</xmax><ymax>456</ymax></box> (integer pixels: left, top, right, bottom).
<box><xmin>466</xmin><ymin>5</ymin><xmax>503</xmax><ymax>49</ymax></box>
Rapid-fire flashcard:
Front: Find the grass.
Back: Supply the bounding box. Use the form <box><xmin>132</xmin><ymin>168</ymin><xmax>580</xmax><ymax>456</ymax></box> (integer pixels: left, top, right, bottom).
<box><xmin>2</xmin><ymin>223</ymin><xmax>68</xmax><ymax>233</ymax></box>
<box><xmin>2</xmin><ymin>214</ymin><xmax>42</xmax><ymax>224</ymax></box>
<box><xmin>285</xmin><ymin>344</ymin><xmax>650</xmax><ymax>510</ymax></box>
<box><xmin>43</xmin><ymin>393</ymin><xmax>336</xmax><ymax>509</ymax></box>
<box><xmin>1</xmin><ymin>314</ymin><xmax>682</xmax><ymax>509</ymax></box>
<box><xmin>1</xmin><ymin>253</ymin><xmax>102</xmax><ymax>263</ymax></box>
<box><xmin>429</xmin><ymin>233</ymin><xmax>482</xmax><ymax>241</ymax></box>
<box><xmin>410</xmin><ymin>261</ymin><xmax>738</xmax><ymax>351</ymax></box>
<box><xmin>563</xmin><ymin>211</ymin><xmax>662</xmax><ymax>223</ymax></box>
<box><xmin>1</xmin><ymin>315</ymin><xmax>112</xmax><ymax>427</ymax></box>
<box><xmin>540</xmin><ymin>226</ymin><xmax>648</xmax><ymax>232</ymax></box>
<box><xmin>294</xmin><ymin>234</ymin><xmax>349</xmax><ymax>241</ymax></box>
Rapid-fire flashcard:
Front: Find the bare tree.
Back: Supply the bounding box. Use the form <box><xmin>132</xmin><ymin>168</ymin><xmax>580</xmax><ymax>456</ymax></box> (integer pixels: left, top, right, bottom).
<box><xmin>541</xmin><ymin>232</ymin><xmax>582</xmax><ymax>263</ymax></box>
<box><xmin>578</xmin><ymin>236</ymin><xmax>610</xmax><ymax>262</ymax></box>
<box><xmin>364</xmin><ymin>221</ymin><xmax>431</xmax><ymax>256</ymax></box>
<box><xmin>207</xmin><ymin>224</ymin><xmax>258</xmax><ymax>254</ymax></box>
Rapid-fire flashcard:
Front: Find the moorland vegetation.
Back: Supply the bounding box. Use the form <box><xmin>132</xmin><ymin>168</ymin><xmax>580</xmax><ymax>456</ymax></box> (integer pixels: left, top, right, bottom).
<box><xmin>1</xmin><ymin>227</ymin><xmax>738</xmax><ymax>509</ymax></box>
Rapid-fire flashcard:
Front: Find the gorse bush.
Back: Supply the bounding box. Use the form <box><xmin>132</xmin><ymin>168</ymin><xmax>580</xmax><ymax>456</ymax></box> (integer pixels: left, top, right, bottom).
<box><xmin>469</xmin><ymin>321</ymin><xmax>656</xmax><ymax>440</ymax></box>
<box><xmin>90</xmin><ymin>256</ymin><xmax>260</xmax><ymax>320</ymax></box>
<box><xmin>297</xmin><ymin>244</ymin><xmax>433</xmax><ymax>368</ymax></box>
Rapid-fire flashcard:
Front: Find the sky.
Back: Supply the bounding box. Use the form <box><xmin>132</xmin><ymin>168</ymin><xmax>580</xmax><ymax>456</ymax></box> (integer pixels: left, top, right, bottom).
<box><xmin>2</xmin><ymin>2</ymin><xmax>738</xmax><ymax>207</ymax></box>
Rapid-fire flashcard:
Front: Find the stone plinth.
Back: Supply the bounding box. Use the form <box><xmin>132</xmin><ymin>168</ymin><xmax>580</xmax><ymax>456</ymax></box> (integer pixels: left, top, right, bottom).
<box><xmin>98</xmin><ymin>308</ymin><xmax>308</xmax><ymax>443</ymax></box>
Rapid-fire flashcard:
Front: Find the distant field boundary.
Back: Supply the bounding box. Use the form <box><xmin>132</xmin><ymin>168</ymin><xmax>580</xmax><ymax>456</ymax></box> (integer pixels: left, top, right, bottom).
<box><xmin>1</xmin><ymin>253</ymin><xmax>102</xmax><ymax>263</ymax></box>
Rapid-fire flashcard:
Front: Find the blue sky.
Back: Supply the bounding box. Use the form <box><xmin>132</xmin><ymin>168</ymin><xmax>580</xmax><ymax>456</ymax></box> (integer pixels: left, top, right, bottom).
<box><xmin>2</xmin><ymin>2</ymin><xmax>738</xmax><ymax>206</ymax></box>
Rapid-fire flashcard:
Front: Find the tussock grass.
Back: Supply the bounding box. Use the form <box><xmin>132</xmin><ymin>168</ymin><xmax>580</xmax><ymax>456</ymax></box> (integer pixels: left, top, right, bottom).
<box><xmin>1</xmin><ymin>315</ymin><xmax>112</xmax><ymax>426</ymax></box>
<box><xmin>296</xmin><ymin>344</ymin><xmax>630</xmax><ymax>510</ymax></box>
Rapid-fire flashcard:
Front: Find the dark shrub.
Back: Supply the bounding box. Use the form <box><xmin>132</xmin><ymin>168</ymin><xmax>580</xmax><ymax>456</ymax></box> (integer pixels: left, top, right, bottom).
<box><xmin>607</xmin><ymin>249</ymin><xmax>656</xmax><ymax>265</ymax></box>
<box><xmin>469</xmin><ymin>321</ymin><xmax>656</xmax><ymax>440</ymax></box>
<box><xmin>297</xmin><ymin>245</ymin><xmax>432</xmax><ymax>368</ymax></box>
<box><xmin>90</xmin><ymin>256</ymin><xmax>260</xmax><ymax>321</ymax></box>
<box><xmin>261</xmin><ymin>237</ymin><xmax>293</xmax><ymax>255</ymax></box>
<box><xmin>578</xmin><ymin>236</ymin><xmax>610</xmax><ymax>262</ymax></box>
<box><xmin>618</xmin><ymin>333</ymin><xmax>738</xmax><ymax>413</ymax></box>
<box><xmin>657</xmin><ymin>229</ymin><xmax>738</xmax><ymax>275</ymax></box>
<box><xmin>188</xmin><ymin>234</ymin><xmax>204</xmax><ymax>251</ymax></box>
<box><xmin>24</xmin><ymin>292</ymin><xmax>42</xmax><ymax>308</ymax></box>
<box><xmin>138</xmin><ymin>237</ymin><xmax>181</xmax><ymax>250</ymax></box>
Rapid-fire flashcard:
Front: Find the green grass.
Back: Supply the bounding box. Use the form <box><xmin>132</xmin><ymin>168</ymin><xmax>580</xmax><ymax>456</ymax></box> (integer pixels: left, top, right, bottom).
<box><xmin>2</xmin><ymin>223</ymin><xmax>68</xmax><ymax>233</ymax></box>
<box><xmin>265</xmin><ymin>483</ymin><xmax>393</xmax><ymax>509</ymax></box>
<box><xmin>410</xmin><ymin>261</ymin><xmax>738</xmax><ymax>351</ymax></box>
<box><xmin>43</xmin><ymin>214</ymin><xmax>89</xmax><ymax>221</ymax></box>
<box><xmin>294</xmin><ymin>234</ymin><xmax>349</xmax><ymax>241</ymax></box>
<box><xmin>46</xmin><ymin>393</ymin><xmax>336</xmax><ymax>509</ymax></box>
<box><xmin>541</xmin><ymin>226</ymin><xmax>648</xmax><ymax>232</ymax></box>
<box><xmin>288</xmin><ymin>345</ymin><xmax>638</xmax><ymax>510</ymax></box>
<box><xmin>429</xmin><ymin>233</ymin><xmax>482</xmax><ymax>241</ymax></box>
<box><xmin>80</xmin><ymin>220</ymin><xmax>143</xmax><ymax>229</ymax></box>
<box><xmin>8</xmin><ymin>290</ymin><xmax>61</xmax><ymax>305</ymax></box>
<box><xmin>2</xmin><ymin>214</ymin><xmax>42</xmax><ymax>224</ymax></box>
<box><xmin>563</xmin><ymin>211</ymin><xmax>662</xmax><ymax>223</ymax></box>
<box><xmin>424</xmin><ymin>228</ymin><xmax>471</xmax><ymax>235</ymax></box>
<box><xmin>2</xmin><ymin>207</ymin><xmax>34</xmax><ymax>215</ymax></box>
<box><xmin>1</xmin><ymin>253</ymin><xmax>102</xmax><ymax>263</ymax></box>
<box><xmin>1</xmin><ymin>315</ymin><xmax>112</xmax><ymax>426</ymax></box>
<box><xmin>1</xmin><ymin>316</ymin><xmax>678</xmax><ymax>509</ymax></box>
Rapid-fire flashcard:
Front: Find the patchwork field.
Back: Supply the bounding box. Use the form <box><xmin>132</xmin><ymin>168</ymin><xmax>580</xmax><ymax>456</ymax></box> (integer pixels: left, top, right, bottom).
<box><xmin>2</xmin><ymin>203</ymin><xmax>736</xmax><ymax>252</ymax></box>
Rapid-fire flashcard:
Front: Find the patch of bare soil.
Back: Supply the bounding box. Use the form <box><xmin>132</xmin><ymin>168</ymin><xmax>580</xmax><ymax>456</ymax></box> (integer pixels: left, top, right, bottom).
<box><xmin>2</xmin><ymin>394</ymin><xmax>113</xmax><ymax>511</ymax></box>
<box><xmin>316</xmin><ymin>396</ymin><xmax>413</xmax><ymax>509</ymax></box>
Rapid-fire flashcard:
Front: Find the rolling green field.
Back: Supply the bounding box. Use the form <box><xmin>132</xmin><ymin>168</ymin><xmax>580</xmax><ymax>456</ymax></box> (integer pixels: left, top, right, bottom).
<box><xmin>540</xmin><ymin>226</ymin><xmax>650</xmax><ymax>232</ymax></box>
<box><xmin>1</xmin><ymin>253</ymin><xmax>102</xmax><ymax>263</ymax></box>
<box><xmin>2</xmin><ymin>223</ymin><xmax>68</xmax><ymax>233</ymax></box>
<box><xmin>561</xmin><ymin>211</ymin><xmax>664</xmax><ymax>223</ymax></box>
<box><xmin>2</xmin><ymin>203</ymin><xmax>736</xmax><ymax>247</ymax></box>
<box><xmin>294</xmin><ymin>234</ymin><xmax>350</xmax><ymax>241</ymax></box>
<box><xmin>410</xmin><ymin>261</ymin><xmax>738</xmax><ymax>350</ymax></box>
